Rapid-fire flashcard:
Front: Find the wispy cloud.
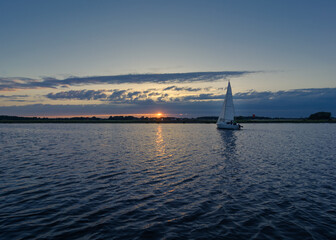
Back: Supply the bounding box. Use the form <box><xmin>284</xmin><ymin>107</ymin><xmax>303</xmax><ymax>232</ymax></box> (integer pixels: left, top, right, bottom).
<box><xmin>0</xmin><ymin>94</ymin><xmax>29</xmax><ymax>102</ymax></box>
<box><xmin>0</xmin><ymin>71</ymin><xmax>255</xmax><ymax>91</ymax></box>
<box><xmin>185</xmin><ymin>94</ymin><xmax>225</xmax><ymax>101</ymax></box>
<box><xmin>0</xmin><ymin>94</ymin><xmax>28</xmax><ymax>98</ymax></box>
<box><xmin>163</xmin><ymin>85</ymin><xmax>202</xmax><ymax>92</ymax></box>
<box><xmin>0</xmin><ymin>77</ymin><xmax>60</xmax><ymax>91</ymax></box>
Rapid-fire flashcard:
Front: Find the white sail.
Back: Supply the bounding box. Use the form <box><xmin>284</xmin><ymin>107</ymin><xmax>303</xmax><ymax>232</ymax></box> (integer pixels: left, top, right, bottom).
<box><xmin>217</xmin><ymin>81</ymin><xmax>235</xmax><ymax>124</ymax></box>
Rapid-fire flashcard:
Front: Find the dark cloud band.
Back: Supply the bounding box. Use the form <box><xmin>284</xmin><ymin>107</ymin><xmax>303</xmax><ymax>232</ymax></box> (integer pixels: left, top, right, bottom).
<box><xmin>2</xmin><ymin>87</ymin><xmax>335</xmax><ymax>118</ymax></box>
<box><xmin>0</xmin><ymin>71</ymin><xmax>254</xmax><ymax>91</ymax></box>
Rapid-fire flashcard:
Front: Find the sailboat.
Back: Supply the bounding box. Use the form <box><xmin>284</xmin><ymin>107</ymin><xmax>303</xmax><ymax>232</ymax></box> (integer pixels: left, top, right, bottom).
<box><xmin>217</xmin><ymin>81</ymin><xmax>242</xmax><ymax>130</ymax></box>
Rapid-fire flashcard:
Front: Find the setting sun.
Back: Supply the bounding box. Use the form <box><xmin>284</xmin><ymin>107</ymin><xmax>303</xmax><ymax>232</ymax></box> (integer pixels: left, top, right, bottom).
<box><xmin>156</xmin><ymin>113</ymin><xmax>163</xmax><ymax>117</ymax></box>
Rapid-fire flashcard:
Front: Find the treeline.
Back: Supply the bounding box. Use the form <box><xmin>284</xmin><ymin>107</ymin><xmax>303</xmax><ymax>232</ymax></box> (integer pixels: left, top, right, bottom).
<box><xmin>0</xmin><ymin>111</ymin><xmax>333</xmax><ymax>123</ymax></box>
<box><xmin>308</xmin><ymin>112</ymin><xmax>331</xmax><ymax>120</ymax></box>
<box><xmin>0</xmin><ymin>115</ymin><xmax>211</xmax><ymax>123</ymax></box>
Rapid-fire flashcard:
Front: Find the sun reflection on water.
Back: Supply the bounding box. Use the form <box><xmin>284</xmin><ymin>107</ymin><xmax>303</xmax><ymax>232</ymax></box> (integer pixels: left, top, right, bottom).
<box><xmin>155</xmin><ymin>125</ymin><xmax>165</xmax><ymax>157</ymax></box>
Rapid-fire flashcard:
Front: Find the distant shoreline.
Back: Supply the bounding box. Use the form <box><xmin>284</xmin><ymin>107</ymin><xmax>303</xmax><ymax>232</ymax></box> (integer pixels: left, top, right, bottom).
<box><xmin>1</xmin><ymin>115</ymin><xmax>335</xmax><ymax>124</ymax></box>
<box><xmin>1</xmin><ymin>119</ymin><xmax>335</xmax><ymax>124</ymax></box>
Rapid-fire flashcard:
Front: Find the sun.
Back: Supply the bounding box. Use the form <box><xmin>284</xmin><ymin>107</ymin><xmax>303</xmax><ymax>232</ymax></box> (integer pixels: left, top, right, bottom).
<box><xmin>156</xmin><ymin>112</ymin><xmax>163</xmax><ymax>117</ymax></box>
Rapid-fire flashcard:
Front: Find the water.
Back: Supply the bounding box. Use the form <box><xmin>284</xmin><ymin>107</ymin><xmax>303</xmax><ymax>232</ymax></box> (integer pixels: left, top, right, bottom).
<box><xmin>1</xmin><ymin>123</ymin><xmax>336</xmax><ymax>239</ymax></box>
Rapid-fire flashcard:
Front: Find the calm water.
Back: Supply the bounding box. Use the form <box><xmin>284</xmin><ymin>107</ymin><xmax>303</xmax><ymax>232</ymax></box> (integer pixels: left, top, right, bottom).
<box><xmin>1</xmin><ymin>123</ymin><xmax>336</xmax><ymax>239</ymax></box>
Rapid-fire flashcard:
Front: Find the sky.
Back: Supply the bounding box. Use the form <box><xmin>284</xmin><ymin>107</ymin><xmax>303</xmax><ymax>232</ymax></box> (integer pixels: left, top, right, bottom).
<box><xmin>0</xmin><ymin>0</ymin><xmax>335</xmax><ymax>118</ymax></box>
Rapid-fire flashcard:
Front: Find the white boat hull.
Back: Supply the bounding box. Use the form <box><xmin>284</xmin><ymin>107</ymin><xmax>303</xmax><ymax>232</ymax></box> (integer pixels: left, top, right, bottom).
<box><xmin>217</xmin><ymin>122</ymin><xmax>241</xmax><ymax>130</ymax></box>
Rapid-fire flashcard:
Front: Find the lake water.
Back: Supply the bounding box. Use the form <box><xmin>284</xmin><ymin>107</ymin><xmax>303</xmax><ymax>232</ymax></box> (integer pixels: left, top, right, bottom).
<box><xmin>1</xmin><ymin>123</ymin><xmax>336</xmax><ymax>239</ymax></box>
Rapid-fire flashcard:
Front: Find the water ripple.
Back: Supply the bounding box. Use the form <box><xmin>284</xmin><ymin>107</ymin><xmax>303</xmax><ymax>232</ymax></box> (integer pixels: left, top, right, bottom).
<box><xmin>0</xmin><ymin>123</ymin><xmax>336</xmax><ymax>239</ymax></box>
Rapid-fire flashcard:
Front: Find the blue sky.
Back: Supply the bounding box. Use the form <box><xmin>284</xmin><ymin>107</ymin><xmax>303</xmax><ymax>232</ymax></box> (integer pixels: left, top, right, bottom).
<box><xmin>0</xmin><ymin>0</ymin><xmax>335</xmax><ymax>117</ymax></box>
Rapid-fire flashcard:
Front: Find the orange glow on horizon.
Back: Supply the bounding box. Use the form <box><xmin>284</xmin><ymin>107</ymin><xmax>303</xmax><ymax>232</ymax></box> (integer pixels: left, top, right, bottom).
<box><xmin>23</xmin><ymin>113</ymin><xmax>169</xmax><ymax>118</ymax></box>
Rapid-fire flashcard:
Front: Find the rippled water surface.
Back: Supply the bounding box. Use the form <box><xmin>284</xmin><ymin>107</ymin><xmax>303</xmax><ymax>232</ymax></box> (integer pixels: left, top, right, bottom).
<box><xmin>1</xmin><ymin>123</ymin><xmax>336</xmax><ymax>239</ymax></box>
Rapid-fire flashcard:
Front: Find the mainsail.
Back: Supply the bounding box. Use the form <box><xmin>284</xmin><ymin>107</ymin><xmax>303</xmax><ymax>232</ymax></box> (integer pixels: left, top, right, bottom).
<box><xmin>217</xmin><ymin>81</ymin><xmax>235</xmax><ymax>124</ymax></box>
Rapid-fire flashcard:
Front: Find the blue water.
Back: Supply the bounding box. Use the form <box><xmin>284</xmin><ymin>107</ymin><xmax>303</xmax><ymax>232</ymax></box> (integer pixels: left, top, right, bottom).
<box><xmin>1</xmin><ymin>123</ymin><xmax>336</xmax><ymax>239</ymax></box>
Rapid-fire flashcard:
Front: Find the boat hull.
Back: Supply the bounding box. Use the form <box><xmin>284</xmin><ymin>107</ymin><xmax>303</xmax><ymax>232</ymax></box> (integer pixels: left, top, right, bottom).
<box><xmin>217</xmin><ymin>122</ymin><xmax>241</xmax><ymax>130</ymax></box>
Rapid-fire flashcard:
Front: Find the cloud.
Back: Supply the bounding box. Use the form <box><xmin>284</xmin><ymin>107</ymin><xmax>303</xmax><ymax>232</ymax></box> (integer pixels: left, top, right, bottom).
<box><xmin>0</xmin><ymin>71</ymin><xmax>255</xmax><ymax>91</ymax></box>
<box><xmin>44</xmin><ymin>87</ymin><xmax>336</xmax><ymax>106</ymax></box>
<box><xmin>0</xmin><ymin>77</ymin><xmax>60</xmax><ymax>91</ymax></box>
<box><xmin>0</xmin><ymin>94</ymin><xmax>28</xmax><ymax>98</ymax></box>
<box><xmin>234</xmin><ymin>88</ymin><xmax>336</xmax><ymax>103</ymax></box>
<box><xmin>46</xmin><ymin>89</ymin><xmax>159</xmax><ymax>103</ymax></box>
<box><xmin>59</xmin><ymin>71</ymin><xmax>252</xmax><ymax>85</ymax></box>
<box><xmin>148</xmin><ymin>92</ymin><xmax>161</xmax><ymax>96</ymax></box>
<box><xmin>234</xmin><ymin>88</ymin><xmax>336</xmax><ymax>117</ymax></box>
<box><xmin>46</xmin><ymin>90</ymin><xmax>107</xmax><ymax>100</ymax></box>
<box><xmin>126</xmin><ymin>91</ymin><xmax>142</xmax><ymax>98</ymax></box>
<box><xmin>107</xmin><ymin>90</ymin><xmax>128</xmax><ymax>101</ymax></box>
<box><xmin>45</xmin><ymin>88</ymin><xmax>220</xmax><ymax>103</ymax></box>
<box><xmin>0</xmin><ymin>102</ymin><xmax>220</xmax><ymax>117</ymax></box>
<box><xmin>178</xmin><ymin>93</ymin><xmax>225</xmax><ymax>101</ymax></box>
<box><xmin>163</xmin><ymin>85</ymin><xmax>202</xmax><ymax>92</ymax></box>
<box><xmin>5</xmin><ymin>88</ymin><xmax>335</xmax><ymax>118</ymax></box>
<box><xmin>0</xmin><ymin>94</ymin><xmax>29</xmax><ymax>102</ymax></box>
